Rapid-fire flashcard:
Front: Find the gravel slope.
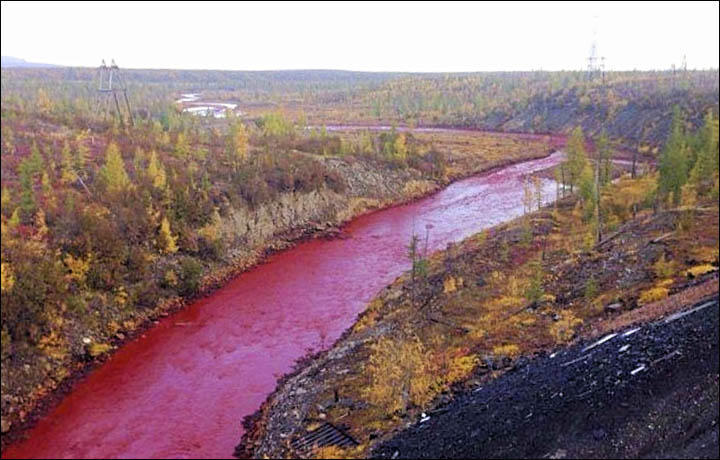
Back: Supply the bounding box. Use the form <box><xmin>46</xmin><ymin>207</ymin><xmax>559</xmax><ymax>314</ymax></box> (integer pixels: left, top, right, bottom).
<box><xmin>375</xmin><ymin>296</ymin><xmax>719</xmax><ymax>459</ymax></box>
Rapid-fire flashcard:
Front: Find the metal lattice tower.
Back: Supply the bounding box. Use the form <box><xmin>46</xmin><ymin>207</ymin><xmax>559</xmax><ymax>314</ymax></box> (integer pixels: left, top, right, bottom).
<box><xmin>586</xmin><ymin>17</ymin><xmax>605</xmax><ymax>80</ymax></box>
<box><xmin>94</xmin><ymin>59</ymin><xmax>134</xmax><ymax>127</ymax></box>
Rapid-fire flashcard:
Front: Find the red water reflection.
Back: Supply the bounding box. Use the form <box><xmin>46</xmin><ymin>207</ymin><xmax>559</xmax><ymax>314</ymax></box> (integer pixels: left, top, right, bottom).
<box><xmin>3</xmin><ymin>152</ymin><xmax>564</xmax><ymax>459</ymax></box>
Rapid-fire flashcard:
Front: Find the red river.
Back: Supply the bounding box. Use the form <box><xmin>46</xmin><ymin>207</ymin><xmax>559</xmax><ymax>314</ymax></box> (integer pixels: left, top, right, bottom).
<box><xmin>3</xmin><ymin>152</ymin><xmax>564</xmax><ymax>459</ymax></box>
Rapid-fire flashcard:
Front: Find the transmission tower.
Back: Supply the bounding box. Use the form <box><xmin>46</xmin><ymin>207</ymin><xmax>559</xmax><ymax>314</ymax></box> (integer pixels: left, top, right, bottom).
<box><xmin>94</xmin><ymin>59</ymin><xmax>134</xmax><ymax>127</ymax></box>
<box><xmin>586</xmin><ymin>17</ymin><xmax>605</xmax><ymax>81</ymax></box>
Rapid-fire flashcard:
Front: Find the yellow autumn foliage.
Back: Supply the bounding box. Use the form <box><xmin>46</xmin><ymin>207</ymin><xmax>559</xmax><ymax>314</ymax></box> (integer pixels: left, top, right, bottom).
<box><xmin>443</xmin><ymin>354</ymin><xmax>479</xmax><ymax>385</ymax></box>
<box><xmin>312</xmin><ymin>444</ymin><xmax>364</xmax><ymax>459</ymax></box>
<box><xmin>0</xmin><ymin>262</ymin><xmax>14</xmax><ymax>292</ymax></box>
<box><xmin>485</xmin><ymin>295</ymin><xmax>524</xmax><ymax>311</ymax></box>
<box><xmin>541</xmin><ymin>293</ymin><xmax>556</xmax><ymax>303</ymax></box>
<box><xmin>146</xmin><ymin>151</ymin><xmax>167</xmax><ymax>189</ymax></box>
<box><xmin>158</xmin><ymin>216</ymin><xmax>178</xmax><ymax>254</ymax></box>
<box><xmin>229</xmin><ymin>121</ymin><xmax>249</xmax><ymax>163</ymax></box>
<box><xmin>655</xmin><ymin>278</ymin><xmax>674</xmax><ymax>288</ymax></box>
<box><xmin>652</xmin><ymin>254</ymin><xmax>676</xmax><ymax>279</ymax></box>
<box><xmin>352</xmin><ymin>300</ymin><xmax>382</xmax><ymax>333</ymax></box>
<box><xmin>604</xmin><ymin>174</ymin><xmax>656</xmax><ymax>221</ymax></box>
<box><xmin>164</xmin><ymin>269</ymin><xmax>178</xmax><ymax>287</ymax></box>
<box><xmin>549</xmin><ymin>311</ymin><xmax>583</xmax><ymax>343</ymax></box>
<box><xmin>38</xmin><ymin>330</ymin><xmax>69</xmax><ymax>360</ymax></box>
<box><xmin>692</xmin><ymin>246</ymin><xmax>719</xmax><ymax>264</ymax></box>
<box><xmin>198</xmin><ymin>208</ymin><xmax>222</xmax><ymax>243</ymax></box>
<box><xmin>114</xmin><ymin>286</ymin><xmax>129</xmax><ymax>307</ymax></box>
<box><xmin>63</xmin><ymin>252</ymin><xmax>92</xmax><ymax>285</ymax></box>
<box><xmin>0</xmin><ymin>186</ymin><xmax>10</xmax><ymax>209</ymax></box>
<box><xmin>88</xmin><ymin>342</ymin><xmax>112</xmax><ymax>357</ymax></box>
<box><xmin>443</xmin><ymin>276</ymin><xmax>457</xmax><ymax>293</ymax></box>
<box><xmin>493</xmin><ymin>344</ymin><xmax>520</xmax><ymax>357</ymax></box>
<box><xmin>33</xmin><ymin>209</ymin><xmax>49</xmax><ymax>240</ymax></box>
<box><xmin>312</xmin><ymin>445</ymin><xmax>347</xmax><ymax>459</ymax></box>
<box><xmin>393</xmin><ymin>133</ymin><xmax>408</xmax><ymax>159</ymax></box>
<box><xmin>99</xmin><ymin>142</ymin><xmax>132</xmax><ymax>194</ymax></box>
<box><xmin>686</xmin><ymin>264</ymin><xmax>717</xmax><ymax>278</ymax></box>
<box><xmin>364</xmin><ymin>335</ymin><xmax>434</xmax><ymax>414</ymax></box>
<box><xmin>638</xmin><ymin>286</ymin><xmax>669</xmax><ymax>305</ymax></box>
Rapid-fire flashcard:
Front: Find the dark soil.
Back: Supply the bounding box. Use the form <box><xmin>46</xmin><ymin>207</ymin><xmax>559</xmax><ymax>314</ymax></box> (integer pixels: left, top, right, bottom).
<box><xmin>374</xmin><ymin>296</ymin><xmax>719</xmax><ymax>459</ymax></box>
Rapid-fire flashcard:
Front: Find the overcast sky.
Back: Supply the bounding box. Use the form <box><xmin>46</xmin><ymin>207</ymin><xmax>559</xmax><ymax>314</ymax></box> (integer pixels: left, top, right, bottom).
<box><xmin>2</xmin><ymin>1</ymin><xmax>718</xmax><ymax>72</ymax></box>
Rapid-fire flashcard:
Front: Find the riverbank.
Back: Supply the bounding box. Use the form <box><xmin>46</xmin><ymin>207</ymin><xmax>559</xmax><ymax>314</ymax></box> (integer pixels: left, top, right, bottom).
<box><xmin>1</xmin><ymin>131</ymin><xmax>557</xmax><ymax>456</ymax></box>
<box><xmin>238</xmin><ymin>187</ymin><xmax>719</xmax><ymax>458</ymax></box>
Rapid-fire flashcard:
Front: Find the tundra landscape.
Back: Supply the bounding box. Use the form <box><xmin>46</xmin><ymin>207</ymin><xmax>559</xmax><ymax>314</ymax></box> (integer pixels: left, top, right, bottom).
<box><xmin>1</xmin><ymin>2</ymin><xmax>718</xmax><ymax>459</ymax></box>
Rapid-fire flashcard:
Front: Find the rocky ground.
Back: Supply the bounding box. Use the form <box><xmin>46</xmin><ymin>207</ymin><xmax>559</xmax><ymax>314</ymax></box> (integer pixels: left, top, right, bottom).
<box><xmin>375</xmin><ymin>296</ymin><xmax>719</xmax><ymax>459</ymax></box>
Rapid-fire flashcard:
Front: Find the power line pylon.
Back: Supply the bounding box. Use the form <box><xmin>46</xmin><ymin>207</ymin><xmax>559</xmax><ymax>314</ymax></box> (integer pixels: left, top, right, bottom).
<box><xmin>94</xmin><ymin>59</ymin><xmax>134</xmax><ymax>127</ymax></box>
<box><xmin>586</xmin><ymin>16</ymin><xmax>605</xmax><ymax>82</ymax></box>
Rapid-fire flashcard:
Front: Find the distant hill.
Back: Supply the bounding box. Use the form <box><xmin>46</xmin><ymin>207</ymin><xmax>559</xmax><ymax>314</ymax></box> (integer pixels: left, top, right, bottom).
<box><xmin>1</xmin><ymin>56</ymin><xmax>60</xmax><ymax>68</ymax></box>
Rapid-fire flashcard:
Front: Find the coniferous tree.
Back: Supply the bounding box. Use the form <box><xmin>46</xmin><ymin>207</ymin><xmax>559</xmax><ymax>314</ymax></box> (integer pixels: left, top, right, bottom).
<box><xmin>174</xmin><ymin>131</ymin><xmax>190</xmax><ymax>159</ymax></box>
<box><xmin>227</xmin><ymin>120</ymin><xmax>249</xmax><ymax>168</ymax></box>
<box><xmin>18</xmin><ymin>142</ymin><xmax>44</xmax><ymax>219</ymax></box>
<box><xmin>578</xmin><ymin>163</ymin><xmax>596</xmax><ymax>221</ymax></box>
<box><xmin>394</xmin><ymin>133</ymin><xmax>408</xmax><ymax>159</ymax></box>
<box><xmin>146</xmin><ymin>151</ymin><xmax>167</xmax><ymax>190</ymax></box>
<box><xmin>689</xmin><ymin>111</ymin><xmax>719</xmax><ymax>196</ymax></box>
<box><xmin>566</xmin><ymin>126</ymin><xmax>588</xmax><ymax>193</ymax></box>
<box><xmin>595</xmin><ymin>130</ymin><xmax>613</xmax><ymax>186</ymax></box>
<box><xmin>73</xmin><ymin>133</ymin><xmax>89</xmax><ymax>176</ymax></box>
<box><xmin>99</xmin><ymin>142</ymin><xmax>131</xmax><ymax>195</ymax></box>
<box><xmin>60</xmin><ymin>141</ymin><xmax>75</xmax><ymax>184</ymax></box>
<box><xmin>658</xmin><ymin>107</ymin><xmax>689</xmax><ymax>206</ymax></box>
<box><xmin>158</xmin><ymin>216</ymin><xmax>179</xmax><ymax>254</ymax></box>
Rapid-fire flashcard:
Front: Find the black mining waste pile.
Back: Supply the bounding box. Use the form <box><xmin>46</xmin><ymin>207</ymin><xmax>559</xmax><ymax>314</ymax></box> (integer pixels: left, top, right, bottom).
<box><xmin>375</xmin><ymin>296</ymin><xmax>719</xmax><ymax>459</ymax></box>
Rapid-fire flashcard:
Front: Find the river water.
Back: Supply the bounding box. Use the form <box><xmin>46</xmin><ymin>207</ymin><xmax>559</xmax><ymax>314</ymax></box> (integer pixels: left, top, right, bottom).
<box><xmin>3</xmin><ymin>152</ymin><xmax>565</xmax><ymax>459</ymax></box>
<box><xmin>175</xmin><ymin>93</ymin><xmax>240</xmax><ymax>118</ymax></box>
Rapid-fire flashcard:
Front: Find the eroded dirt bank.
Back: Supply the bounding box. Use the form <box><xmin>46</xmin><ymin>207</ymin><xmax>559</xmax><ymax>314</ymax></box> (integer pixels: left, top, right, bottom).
<box><xmin>1</xmin><ymin>150</ymin><xmax>563</xmax><ymax>459</ymax></box>
<box><xmin>375</xmin><ymin>296</ymin><xmax>719</xmax><ymax>459</ymax></box>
